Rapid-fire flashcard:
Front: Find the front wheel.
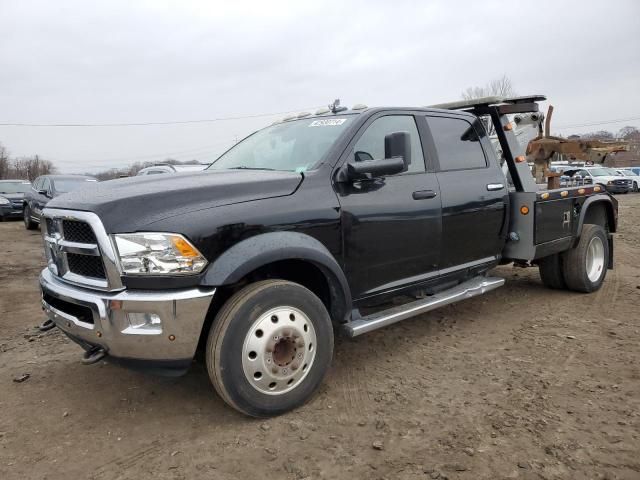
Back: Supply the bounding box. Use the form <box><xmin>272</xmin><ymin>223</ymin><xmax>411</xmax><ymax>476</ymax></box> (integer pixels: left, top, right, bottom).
<box><xmin>633</xmin><ymin>181</ymin><xmax>638</xmax><ymax>193</ymax></box>
<box><xmin>24</xmin><ymin>206</ymin><xmax>37</xmax><ymax>230</ymax></box>
<box><xmin>562</xmin><ymin>224</ymin><xmax>609</xmax><ymax>293</ymax></box>
<box><xmin>206</xmin><ymin>280</ymin><xmax>334</xmax><ymax>417</ymax></box>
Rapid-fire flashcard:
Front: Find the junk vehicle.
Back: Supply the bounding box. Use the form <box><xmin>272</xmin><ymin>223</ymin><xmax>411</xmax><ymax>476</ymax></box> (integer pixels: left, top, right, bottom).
<box><xmin>0</xmin><ymin>179</ymin><xmax>31</xmax><ymax>221</ymax></box>
<box><xmin>38</xmin><ymin>96</ymin><xmax>617</xmax><ymax>416</ymax></box>
<box><xmin>23</xmin><ymin>175</ymin><xmax>98</xmax><ymax>230</ymax></box>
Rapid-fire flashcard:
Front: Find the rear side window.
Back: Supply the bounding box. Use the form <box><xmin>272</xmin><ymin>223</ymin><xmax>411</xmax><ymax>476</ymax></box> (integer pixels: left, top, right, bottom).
<box><xmin>427</xmin><ymin>116</ymin><xmax>487</xmax><ymax>171</ymax></box>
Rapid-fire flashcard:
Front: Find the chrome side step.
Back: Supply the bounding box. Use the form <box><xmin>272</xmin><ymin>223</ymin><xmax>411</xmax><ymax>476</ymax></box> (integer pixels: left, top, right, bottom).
<box><xmin>343</xmin><ymin>276</ymin><xmax>505</xmax><ymax>337</ymax></box>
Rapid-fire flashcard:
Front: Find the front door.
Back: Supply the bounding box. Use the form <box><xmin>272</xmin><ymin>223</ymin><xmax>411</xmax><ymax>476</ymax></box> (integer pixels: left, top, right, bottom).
<box><xmin>336</xmin><ymin>114</ymin><xmax>441</xmax><ymax>300</ymax></box>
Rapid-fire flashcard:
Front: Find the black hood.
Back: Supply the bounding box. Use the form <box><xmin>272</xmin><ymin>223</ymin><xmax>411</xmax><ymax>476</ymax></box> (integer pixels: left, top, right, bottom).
<box><xmin>47</xmin><ymin>170</ymin><xmax>303</xmax><ymax>232</ymax></box>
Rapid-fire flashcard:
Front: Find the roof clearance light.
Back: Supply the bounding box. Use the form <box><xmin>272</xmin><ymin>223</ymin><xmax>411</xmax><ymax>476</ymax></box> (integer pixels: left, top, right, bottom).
<box><xmin>578</xmin><ymin>188</ymin><xmax>586</xmax><ymax>194</ymax></box>
<box><xmin>594</xmin><ymin>186</ymin><xmax>601</xmax><ymax>192</ymax></box>
<box><xmin>541</xmin><ymin>192</ymin><xmax>550</xmax><ymax>200</ymax></box>
<box><xmin>560</xmin><ymin>191</ymin><xmax>569</xmax><ymax>197</ymax></box>
<box><xmin>315</xmin><ymin>107</ymin><xmax>330</xmax><ymax>115</ymax></box>
<box><xmin>351</xmin><ymin>104</ymin><xmax>368</xmax><ymax>110</ymax></box>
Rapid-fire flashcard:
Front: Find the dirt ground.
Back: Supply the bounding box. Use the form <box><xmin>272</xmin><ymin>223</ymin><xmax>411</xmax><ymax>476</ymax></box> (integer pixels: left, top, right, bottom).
<box><xmin>1</xmin><ymin>195</ymin><xmax>639</xmax><ymax>480</ymax></box>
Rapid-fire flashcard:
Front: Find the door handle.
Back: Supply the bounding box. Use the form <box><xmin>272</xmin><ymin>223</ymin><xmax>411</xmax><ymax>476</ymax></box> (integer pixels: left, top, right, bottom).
<box><xmin>412</xmin><ymin>190</ymin><xmax>437</xmax><ymax>200</ymax></box>
<box><xmin>486</xmin><ymin>183</ymin><xmax>504</xmax><ymax>191</ymax></box>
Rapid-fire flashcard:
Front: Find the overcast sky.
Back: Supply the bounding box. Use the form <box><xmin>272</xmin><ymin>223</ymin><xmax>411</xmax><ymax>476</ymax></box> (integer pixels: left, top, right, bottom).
<box><xmin>1</xmin><ymin>0</ymin><xmax>639</xmax><ymax>173</ymax></box>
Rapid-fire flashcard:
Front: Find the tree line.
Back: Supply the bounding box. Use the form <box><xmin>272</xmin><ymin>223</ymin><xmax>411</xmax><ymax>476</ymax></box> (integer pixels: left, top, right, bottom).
<box><xmin>0</xmin><ymin>142</ymin><xmax>56</xmax><ymax>180</ymax></box>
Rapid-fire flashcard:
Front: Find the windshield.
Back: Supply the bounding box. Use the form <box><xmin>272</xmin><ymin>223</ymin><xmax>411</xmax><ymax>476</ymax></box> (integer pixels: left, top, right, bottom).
<box><xmin>589</xmin><ymin>168</ymin><xmax>611</xmax><ymax>177</ymax></box>
<box><xmin>209</xmin><ymin>116</ymin><xmax>352</xmax><ymax>172</ymax></box>
<box><xmin>0</xmin><ymin>181</ymin><xmax>31</xmax><ymax>194</ymax></box>
<box><xmin>53</xmin><ymin>178</ymin><xmax>97</xmax><ymax>193</ymax></box>
<box><xmin>621</xmin><ymin>170</ymin><xmax>638</xmax><ymax>176</ymax></box>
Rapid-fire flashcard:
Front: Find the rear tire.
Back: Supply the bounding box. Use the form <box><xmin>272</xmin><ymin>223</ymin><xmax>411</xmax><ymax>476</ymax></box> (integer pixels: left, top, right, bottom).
<box><xmin>206</xmin><ymin>280</ymin><xmax>334</xmax><ymax>417</ymax></box>
<box><xmin>562</xmin><ymin>224</ymin><xmax>608</xmax><ymax>293</ymax></box>
<box><xmin>538</xmin><ymin>254</ymin><xmax>566</xmax><ymax>289</ymax></box>
<box><xmin>24</xmin><ymin>206</ymin><xmax>37</xmax><ymax>230</ymax></box>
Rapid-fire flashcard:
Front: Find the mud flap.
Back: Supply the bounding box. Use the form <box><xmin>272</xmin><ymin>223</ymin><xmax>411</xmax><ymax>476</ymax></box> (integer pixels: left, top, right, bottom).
<box><xmin>607</xmin><ymin>234</ymin><xmax>614</xmax><ymax>270</ymax></box>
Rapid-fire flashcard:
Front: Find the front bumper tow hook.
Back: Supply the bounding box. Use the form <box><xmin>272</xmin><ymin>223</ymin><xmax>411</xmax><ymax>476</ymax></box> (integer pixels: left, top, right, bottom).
<box><xmin>81</xmin><ymin>347</ymin><xmax>106</xmax><ymax>365</ymax></box>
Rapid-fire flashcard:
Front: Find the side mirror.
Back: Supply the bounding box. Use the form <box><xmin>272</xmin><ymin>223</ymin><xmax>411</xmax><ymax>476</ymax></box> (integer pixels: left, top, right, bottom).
<box><xmin>336</xmin><ymin>131</ymin><xmax>411</xmax><ymax>182</ymax></box>
<box><xmin>384</xmin><ymin>131</ymin><xmax>411</xmax><ymax>171</ymax></box>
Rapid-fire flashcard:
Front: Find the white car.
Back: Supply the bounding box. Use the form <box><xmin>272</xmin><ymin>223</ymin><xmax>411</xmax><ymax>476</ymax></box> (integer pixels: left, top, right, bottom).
<box><xmin>137</xmin><ymin>164</ymin><xmax>208</xmax><ymax>176</ymax></box>
<box><xmin>563</xmin><ymin>167</ymin><xmax>631</xmax><ymax>194</ymax></box>
<box><xmin>615</xmin><ymin>169</ymin><xmax>640</xmax><ymax>192</ymax></box>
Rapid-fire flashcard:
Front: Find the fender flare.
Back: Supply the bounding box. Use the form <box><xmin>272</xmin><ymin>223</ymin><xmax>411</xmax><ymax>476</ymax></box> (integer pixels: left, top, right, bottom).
<box><xmin>576</xmin><ymin>194</ymin><xmax>617</xmax><ymax>238</ymax></box>
<box><xmin>201</xmin><ymin>232</ymin><xmax>352</xmax><ymax>323</ymax></box>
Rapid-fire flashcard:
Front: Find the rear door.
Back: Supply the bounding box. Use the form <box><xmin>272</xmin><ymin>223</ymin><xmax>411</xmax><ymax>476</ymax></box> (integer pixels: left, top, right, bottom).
<box><xmin>424</xmin><ymin>114</ymin><xmax>507</xmax><ymax>270</ymax></box>
<box><xmin>336</xmin><ymin>113</ymin><xmax>442</xmax><ymax>299</ymax></box>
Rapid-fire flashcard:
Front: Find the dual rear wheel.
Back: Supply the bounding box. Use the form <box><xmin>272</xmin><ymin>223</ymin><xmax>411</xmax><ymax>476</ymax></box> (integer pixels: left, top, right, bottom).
<box><xmin>539</xmin><ymin>224</ymin><xmax>608</xmax><ymax>293</ymax></box>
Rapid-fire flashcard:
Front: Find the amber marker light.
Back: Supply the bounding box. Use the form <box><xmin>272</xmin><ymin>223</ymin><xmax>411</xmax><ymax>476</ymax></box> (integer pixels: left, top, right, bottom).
<box><xmin>594</xmin><ymin>186</ymin><xmax>601</xmax><ymax>192</ymax></box>
<box><xmin>520</xmin><ymin>205</ymin><xmax>529</xmax><ymax>215</ymax></box>
<box><xmin>171</xmin><ymin>235</ymin><xmax>200</xmax><ymax>257</ymax></box>
<box><xmin>578</xmin><ymin>188</ymin><xmax>586</xmax><ymax>194</ymax></box>
<box><xmin>541</xmin><ymin>192</ymin><xmax>550</xmax><ymax>200</ymax></box>
<box><xmin>560</xmin><ymin>191</ymin><xmax>569</xmax><ymax>197</ymax></box>
<box><xmin>504</xmin><ymin>123</ymin><xmax>513</xmax><ymax>131</ymax></box>
<box><xmin>515</xmin><ymin>156</ymin><xmax>526</xmax><ymax>163</ymax></box>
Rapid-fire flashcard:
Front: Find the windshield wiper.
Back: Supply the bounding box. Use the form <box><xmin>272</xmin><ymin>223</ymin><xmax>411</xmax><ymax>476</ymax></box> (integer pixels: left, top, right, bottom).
<box><xmin>228</xmin><ymin>166</ymin><xmax>276</xmax><ymax>171</ymax></box>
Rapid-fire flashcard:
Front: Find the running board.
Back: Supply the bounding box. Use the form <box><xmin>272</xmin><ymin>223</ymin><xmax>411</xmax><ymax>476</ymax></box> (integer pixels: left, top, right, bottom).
<box><xmin>343</xmin><ymin>276</ymin><xmax>505</xmax><ymax>337</ymax></box>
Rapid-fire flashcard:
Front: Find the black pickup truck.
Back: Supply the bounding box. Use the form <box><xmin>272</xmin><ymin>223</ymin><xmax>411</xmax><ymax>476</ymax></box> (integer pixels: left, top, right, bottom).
<box><xmin>39</xmin><ymin>95</ymin><xmax>617</xmax><ymax>417</ymax></box>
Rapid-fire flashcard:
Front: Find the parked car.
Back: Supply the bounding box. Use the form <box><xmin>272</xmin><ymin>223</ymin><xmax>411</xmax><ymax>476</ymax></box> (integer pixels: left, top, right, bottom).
<box><xmin>24</xmin><ymin>175</ymin><xmax>97</xmax><ymax>229</ymax></box>
<box><xmin>615</xmin><ymin>169</ymin><xmax>640</xmax><ymax>192</ymax></box>
<box><xmin>38</xmin><ymin>95</ymin><xmax>618</xmax><ymax>417</ymax></box>
<box><xmin>628</xmin><ymin>167</ymin><xmax>640</xmax><ymax>175</ymax></box>
<box><xmin>563</xmin><ymin>166</ymin><xmax>631</xmax><ymax>194</ymax></box>
<box><xmin>0</xmin><ymin>179</ymin><xmax>31</xmax><ymax>221</ymax></box>
<box><xmin>136</xmin><ymin>164</ymin><xmax>208</xmax><ymax>175</ymax></box>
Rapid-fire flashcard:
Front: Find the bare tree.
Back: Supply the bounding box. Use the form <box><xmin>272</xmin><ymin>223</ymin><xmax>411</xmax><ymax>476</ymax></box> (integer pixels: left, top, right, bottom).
<box><xmin>617</xmin><ymin>126</ymin><xmax>640</xmax><ymax>140</ymax></box>
<box><xmin>0</xmin><ymin>143</ymin><xmax>10</xmax><ymax>179</ymax></box>
<box><xmin>462</xmin><ymin>74</ymin><xmax>517</xmax><ymax>100</ymax></box>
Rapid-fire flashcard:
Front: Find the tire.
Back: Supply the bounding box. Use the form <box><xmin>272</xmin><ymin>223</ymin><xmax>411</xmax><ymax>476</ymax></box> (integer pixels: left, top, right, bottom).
<box><xmin>562</xmin><ymin>224</ymin><xmax>609</xmax><ymax>293</ymax></box>
<box><xmin>206</xmin><ymin>280</ymin><xmax>334</xmax><ymax>417</ymax></box>
<box><xmin>633</xmin><ymin>181</ymin><xmax>638</xmax><ymax>193</ymax></box>
<box><xmin>538</xmin><ymin>254</ymin><xmax>566</xmax><ymax>289</ymax></box>
<box><xmin>24</xmin><ymin>206</ymin><xmax>37</xmax><ymax>230</ymax></box>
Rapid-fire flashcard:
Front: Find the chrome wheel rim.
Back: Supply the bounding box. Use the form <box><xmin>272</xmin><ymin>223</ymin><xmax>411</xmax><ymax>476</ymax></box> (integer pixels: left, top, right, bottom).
<box><xmin>586</xmin><ymin>236</ymin><xmax>605</xmax><ymax>282</ymax></box>
<box><xmin>242</xmin><ymin>306</ymin><xmax>317</xmax><ymax>395</ymax></box>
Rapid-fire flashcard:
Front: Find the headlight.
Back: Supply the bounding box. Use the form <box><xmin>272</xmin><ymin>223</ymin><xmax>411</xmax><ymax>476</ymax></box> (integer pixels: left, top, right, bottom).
<box><xmin>112</xmin><ymin>233</ymin><xmax>207</xmax><ymax>275</ymax></box>
<box><xmin>607</xmin><ymin>181</ymin><xmax>613</xmax><ymax>185</ymax></box>
<box><xmin>0</xmin><ymin>196</ymin><xmax>9</xmax><ymax>205</ymax></box>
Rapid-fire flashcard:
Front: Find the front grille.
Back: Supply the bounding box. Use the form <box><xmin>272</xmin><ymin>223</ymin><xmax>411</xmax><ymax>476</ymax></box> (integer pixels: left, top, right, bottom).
<box><xmin>62</xmin><ymin>220</ymin><xmax>97</xmax><ymax>243</ymax></box>
<box><xmin>67</xmin><ymin>253</ymin><xmax>106</xmax><ymax>279</ymax></box>
<box><xmin>43</xmin><ymin>292</ymin><xmax>94</xmax><ymax>324</ymax></box>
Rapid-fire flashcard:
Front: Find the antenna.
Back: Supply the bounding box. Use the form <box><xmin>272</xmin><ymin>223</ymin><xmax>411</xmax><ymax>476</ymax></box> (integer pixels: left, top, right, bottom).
<box><xmin>329</xmin><ymin>99</ymin><xmax>348</xmax><ymax>114</ymax></box>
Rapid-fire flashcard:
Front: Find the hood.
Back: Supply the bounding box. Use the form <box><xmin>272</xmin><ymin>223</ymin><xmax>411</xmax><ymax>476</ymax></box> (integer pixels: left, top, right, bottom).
<box><xmin>0</xmin><ymin>192</ymin><xmax>25</xmax><ymax>202</ymax></box>
<box><xmin>47</xmin><ymin>169</ymin><xmax>303</xmax><ymax>232</ymax></box>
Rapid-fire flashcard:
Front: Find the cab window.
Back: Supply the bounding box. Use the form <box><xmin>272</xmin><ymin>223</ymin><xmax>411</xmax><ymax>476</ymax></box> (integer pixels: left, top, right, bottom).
<box><xmin>426</xmin><ymin>116</ymin><xmax>487</xmax><ymax>171</ymax></box>
<box><xmin>353</xmin><ymin>115</ymin><xmax>426</xmax><ymax>173</ymax></box>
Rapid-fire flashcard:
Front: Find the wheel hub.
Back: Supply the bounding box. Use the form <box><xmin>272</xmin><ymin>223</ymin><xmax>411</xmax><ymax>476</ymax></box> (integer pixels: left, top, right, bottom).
<box><xmin>586</xmin><ymin>236</ymin><xmax>605</xmax><ymax>282</ymax></box>
<box><xmin>242</xmin><ymin>306</ymin><xmax>317</xmax><ymax>395</ymax></box>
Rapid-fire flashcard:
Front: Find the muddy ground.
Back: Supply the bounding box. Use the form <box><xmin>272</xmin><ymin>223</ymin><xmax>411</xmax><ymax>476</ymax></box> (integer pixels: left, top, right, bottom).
<box><xmin>1</xmin><ymin>194</ymin><xmax>639</xmax><ymax>480</ymax></box>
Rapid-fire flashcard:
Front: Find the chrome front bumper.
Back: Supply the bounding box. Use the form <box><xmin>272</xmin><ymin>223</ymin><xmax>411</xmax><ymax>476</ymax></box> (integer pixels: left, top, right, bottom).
<box><xmin>40</xmin><ymin>268</ymin><xmax>215</xmax><ymax>366</ymax></box>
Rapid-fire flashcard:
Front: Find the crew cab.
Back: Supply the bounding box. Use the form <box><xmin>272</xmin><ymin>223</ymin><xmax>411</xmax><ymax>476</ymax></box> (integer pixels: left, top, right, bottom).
<box><xmin>38</xmin><ymin>96</ymin><xmax>618</xmax><ymax>417</ymax></box>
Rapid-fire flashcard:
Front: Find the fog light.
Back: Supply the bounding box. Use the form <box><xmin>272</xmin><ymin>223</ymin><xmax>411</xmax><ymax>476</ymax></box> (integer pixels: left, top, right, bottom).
<box><xmin>123</xmin><ymin>313</ymin><xmax>162</xmax><ymax>334</ymax></box>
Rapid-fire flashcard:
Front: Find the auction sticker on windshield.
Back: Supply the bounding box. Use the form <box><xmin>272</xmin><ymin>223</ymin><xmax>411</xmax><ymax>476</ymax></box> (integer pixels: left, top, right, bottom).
<box><xmin>308</xmin><ymin>119</ymin><xmax>347</xmax><ymax>127</ymax></box>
